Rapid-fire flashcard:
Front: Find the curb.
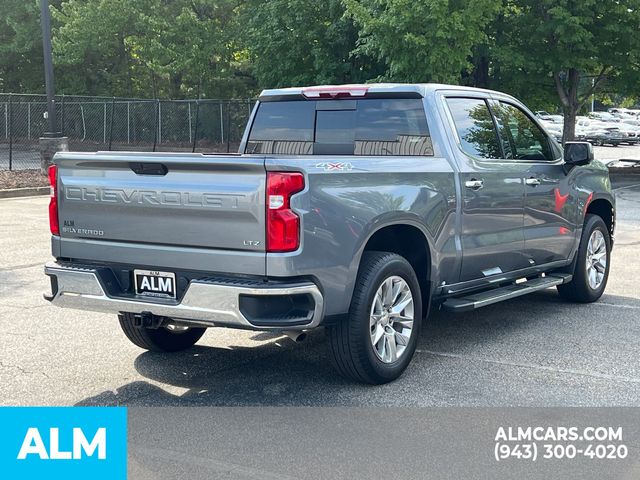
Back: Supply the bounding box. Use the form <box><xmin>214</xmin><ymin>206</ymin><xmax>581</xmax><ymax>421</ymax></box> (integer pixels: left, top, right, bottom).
<box><xmin>0</xmin><ymin>186</ymin><xmax>50</xmax><ymax>199</ymax></box>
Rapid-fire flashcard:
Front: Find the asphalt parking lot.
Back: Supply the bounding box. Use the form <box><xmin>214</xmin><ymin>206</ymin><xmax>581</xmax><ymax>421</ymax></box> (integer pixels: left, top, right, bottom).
<box><xmin>1</xmin><ymin>178</ymin><xmax>639</xmax><ymax>407</ymax></box>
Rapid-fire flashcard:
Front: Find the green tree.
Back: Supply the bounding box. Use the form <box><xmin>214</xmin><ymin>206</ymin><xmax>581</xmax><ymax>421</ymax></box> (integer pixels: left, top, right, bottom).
<box><xmin>52</xmin><ymin>0</ymin><xmax>142</xmax><ymax>96</ymax></box>
<box><xmin>241</xmin><ymin>0</ymin><xmax>382</xmax><ymax>89</ymax></box>
<box><xmin>52</xmin><ymin>0</ymin><xmax>252</xmax><ymax>98</ymax></box>
<box><xmin>0</xmin><ymin>0</ymin><xmax>50</xmax><ymax>92</ymax></box>
<box><xmin>344</xmin><ymin>0</ymin><xmax>502</xmax><ymax>83</ymax></box>
<box><xmin>126</xmin><ymin>0</ymin><xmax>253</xmax><ymax>98</ymax></box>
<box><xmin>497</xmin><ymin>0</ymin><xmax>640</xmax><ymax>142</ymax></box>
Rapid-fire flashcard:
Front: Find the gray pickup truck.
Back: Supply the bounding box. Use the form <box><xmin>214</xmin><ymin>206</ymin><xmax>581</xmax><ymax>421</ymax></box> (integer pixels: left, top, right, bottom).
<box><xmin>44</xmin><ymin>84</ymin><xmax>615</xmax><ymax>384</ymax></box>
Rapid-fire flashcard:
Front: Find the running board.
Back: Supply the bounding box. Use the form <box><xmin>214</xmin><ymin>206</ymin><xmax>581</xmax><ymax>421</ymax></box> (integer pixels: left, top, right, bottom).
<box><xmin>442</xmin><ymin>274</ymin><xmax>572</xmax><ymax>312</ymax></box>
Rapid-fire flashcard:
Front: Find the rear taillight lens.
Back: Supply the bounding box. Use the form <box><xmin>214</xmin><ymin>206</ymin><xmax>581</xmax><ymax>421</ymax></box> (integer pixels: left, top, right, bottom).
<box><xmin>48</xmin><ymin>164</ymin><xmax>59</xmax><ymax>235</ymax></box>
<box><xmin>266</xmin><ymin>172</ymin><xmax>304</xmax><ymax>252</ymax></box>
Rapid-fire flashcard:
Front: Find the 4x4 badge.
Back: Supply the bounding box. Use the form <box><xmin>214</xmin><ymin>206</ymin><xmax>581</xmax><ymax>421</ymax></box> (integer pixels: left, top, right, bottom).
<box><xmin>315</xmin><ymin>162</ymin><xmax>353</xmax><ymax>172</ymax></box>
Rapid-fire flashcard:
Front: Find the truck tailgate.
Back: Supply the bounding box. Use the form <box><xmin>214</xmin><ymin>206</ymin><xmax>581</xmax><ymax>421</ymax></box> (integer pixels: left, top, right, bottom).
<box><xmin>56</xmin><ymin>151</ymin><xmax>266</xmax><ymax>256</ymax></box>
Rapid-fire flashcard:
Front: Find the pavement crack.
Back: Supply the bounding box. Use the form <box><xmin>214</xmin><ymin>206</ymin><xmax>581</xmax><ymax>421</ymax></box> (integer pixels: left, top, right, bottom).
<box><xmin>417</xmin><ymin>350</ymin><xmax>640</xmax><ymax>384</ymax></box>
<box><xmin>0</xmin><ymin>360</ymin><xmax>50</xmax><ymax>379</ymax></box>
<box><xmin>0</xmin><ymin>360</ymin><xmax>30</xmax><ymax>376</ymax></box>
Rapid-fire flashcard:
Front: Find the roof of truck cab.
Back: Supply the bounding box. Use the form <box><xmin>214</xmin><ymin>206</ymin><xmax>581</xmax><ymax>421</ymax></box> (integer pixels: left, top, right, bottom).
<box><xmin>258</xmin><ymin>83</ymin><xmax>499</xmax><ymax>100</ymax></box>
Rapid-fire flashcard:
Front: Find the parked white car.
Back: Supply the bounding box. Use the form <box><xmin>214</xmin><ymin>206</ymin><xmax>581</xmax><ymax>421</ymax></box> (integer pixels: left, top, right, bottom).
<box><xmin>576</xmin><ymin>117</ymin><xmax>624</xmax><ymax>146</ymax></box>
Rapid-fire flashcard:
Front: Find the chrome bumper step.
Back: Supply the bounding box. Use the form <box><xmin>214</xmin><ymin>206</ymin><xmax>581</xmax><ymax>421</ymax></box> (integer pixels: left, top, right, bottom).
<box><xmin>44</xmin><ymin>262</ymin><xmax>323</xmax><ymax>330</ymax></box>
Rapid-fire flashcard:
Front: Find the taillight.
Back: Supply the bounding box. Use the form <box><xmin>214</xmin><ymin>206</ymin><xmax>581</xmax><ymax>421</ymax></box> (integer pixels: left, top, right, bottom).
<box><xmin>266</xmin><ymin>172</ymin><xmax>304</xmax><ymax>252</ymax></box>
<box><xmin>48</xmin><ymin>164</ymin><xmax>59</xmax><ymax>235</ymax></box>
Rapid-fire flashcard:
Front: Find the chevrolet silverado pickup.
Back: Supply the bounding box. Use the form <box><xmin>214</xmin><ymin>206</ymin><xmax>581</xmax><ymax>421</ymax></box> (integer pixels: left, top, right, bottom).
<box><xmin>44</xmin><ymin>84</ymin><xmax>615</xmax><ymax>384</ymax></box>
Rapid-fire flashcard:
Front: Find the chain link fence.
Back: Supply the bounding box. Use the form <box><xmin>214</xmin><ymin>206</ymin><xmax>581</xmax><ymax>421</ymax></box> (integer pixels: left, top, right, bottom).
<box><xmin>0</xmin><ymin>93</ymin><xmax>255</xmax><ymax>170</ymax></box>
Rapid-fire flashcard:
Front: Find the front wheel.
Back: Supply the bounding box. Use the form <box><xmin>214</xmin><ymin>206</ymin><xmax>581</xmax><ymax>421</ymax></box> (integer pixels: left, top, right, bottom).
<box><xmin>557</xmin><ymin>214</ymin><xmax>611</xmax><ymax>302</ymax></box>
<box><xmin>118</xmin><ymin>313</ymin><xmax>206</xmax><ymax>352</ymax></box>
<box><xmin>327</xmin><ymin>252</ymin><xmax>422</xmax><ymax>384</ymax></box>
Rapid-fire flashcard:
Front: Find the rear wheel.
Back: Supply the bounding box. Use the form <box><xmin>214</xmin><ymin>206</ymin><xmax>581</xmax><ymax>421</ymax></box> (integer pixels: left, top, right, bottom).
<box><xmin>118</xmin><ymin>313</ymin><xmax>206</xmax><ymax>352</ymax></box>
<box><xmin>327</xmin><ymin>252</ymin><xmax>422</xmax><ymax>384</ymax></box>
<box><xmin>557</xmin><ymin>214</ymin><xmax>611</xmax><ymax>302</ymax></box>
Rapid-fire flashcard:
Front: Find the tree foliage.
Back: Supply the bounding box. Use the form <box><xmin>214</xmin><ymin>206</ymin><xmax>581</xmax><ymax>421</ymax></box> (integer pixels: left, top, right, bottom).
<box><xmin>1</xmin><ymin>0</ymin><xmax>640</xmax><ymax>142</ymax></box>
<box><xmin>0</xmin><ymin>0</ymin><xmax>51</xmax><ymax>92</ymax></box>
<box><xmin>241</xmin><ymin>0</ymin><xmax>382</xmax><ymax>88</ymax></box>
<box><xmin>51</xmin><ymin>0</ymin><xmax>251</xmax><ymax>98</ymax></box>
<box><xmin>344</xmin><ymin>0</ymin><xmax>502</xmax><ymax>83</ymax></box>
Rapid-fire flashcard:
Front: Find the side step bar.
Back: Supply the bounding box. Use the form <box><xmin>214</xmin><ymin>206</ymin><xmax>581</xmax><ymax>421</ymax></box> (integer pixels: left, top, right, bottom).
<box><xmin>442</xmin><ymin>274</ymin><xmax>572</xmax><ymax>312</ymax></box>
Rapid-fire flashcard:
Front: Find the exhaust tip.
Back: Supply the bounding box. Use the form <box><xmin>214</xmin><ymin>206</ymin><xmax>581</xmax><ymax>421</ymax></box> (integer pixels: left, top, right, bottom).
<box><xmin>283</xmin><ymin>331</ymin><xmax>307</xmax><ymax>343</ymax></box>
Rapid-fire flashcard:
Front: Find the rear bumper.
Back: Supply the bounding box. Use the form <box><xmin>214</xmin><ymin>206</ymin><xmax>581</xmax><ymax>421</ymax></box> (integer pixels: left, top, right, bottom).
<box><xmin>44</xmin><ymin>262</ymin><xmax>324</xmax><ymax>331</ymax></box>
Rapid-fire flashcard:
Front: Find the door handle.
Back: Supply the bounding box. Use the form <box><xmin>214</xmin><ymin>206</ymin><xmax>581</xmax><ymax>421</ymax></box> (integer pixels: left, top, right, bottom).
<box><xmin>525</xmin><ymin>177</ymin><xmax>541</xmax><ymax>186</ymax></box>
<box><xmin>464</xmin><ymin>179</ymin><xmax>484</xmax><ymax>190</ymax></box>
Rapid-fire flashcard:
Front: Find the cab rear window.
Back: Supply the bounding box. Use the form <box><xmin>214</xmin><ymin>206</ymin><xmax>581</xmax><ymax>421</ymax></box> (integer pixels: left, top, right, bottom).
<box><xmin>246</xmin><ymin>99</ymin><xmax>433</xmax><ymax>156</ymax></box>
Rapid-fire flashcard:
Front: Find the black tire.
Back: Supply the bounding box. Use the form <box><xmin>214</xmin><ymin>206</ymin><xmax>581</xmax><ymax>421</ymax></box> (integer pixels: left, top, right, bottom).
<box><xmin>557</xmin><ymin>214</ymin><xmax>611</xmax><ymax>303</ymax></box>
<box><xmin>118</xmin><ymin>313</ymin><xmax>206</xmax><ymax>352</ymax></box>
<box><xmin>327</xmin><ymin>252</ymin><xmax>422</xmax><ymax>384</ymax></box>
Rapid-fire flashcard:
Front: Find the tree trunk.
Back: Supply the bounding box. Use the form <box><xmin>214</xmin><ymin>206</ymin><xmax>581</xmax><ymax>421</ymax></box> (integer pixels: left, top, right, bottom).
<box><xmin>170</xmin><ymin>73</ymin><xmax>183</xmax><ymax>99</ymax></box>
<box><xmin>473</xmin><ymin>54</ymin><xmax>489</xmax><ymax>89</ymax></box>
<box><xmin>554</xmin><ymin>68</ymin><xmax>581</xmax><ymax>144</ymax></box>
<box><xmin>464</xmin><ymin>45</ymin><xmax>490</xmax><ymax>88</ymax></box>
<box><xmin>562</xmin><ymin>106</ymin><xmax>578</xmax><ymax>144</ymax></box>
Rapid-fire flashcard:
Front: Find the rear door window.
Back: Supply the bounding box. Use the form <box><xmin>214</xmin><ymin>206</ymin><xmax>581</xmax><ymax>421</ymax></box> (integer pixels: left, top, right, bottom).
<box><xmin>246</xmin><ymin>98</ymin><xmax>432</xmax><ymax>156</ymax></box>
<box><xmin>445</xmin><ymin>97</ymin><xmax>502</xmax><ymax>159</ymax></box>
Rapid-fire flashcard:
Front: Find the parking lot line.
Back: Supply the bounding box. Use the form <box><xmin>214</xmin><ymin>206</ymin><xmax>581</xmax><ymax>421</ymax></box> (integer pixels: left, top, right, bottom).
<box><xmin>591</xmin><ymin>302</ymin><xmax>640</xmax><ymax>310</ymax></box>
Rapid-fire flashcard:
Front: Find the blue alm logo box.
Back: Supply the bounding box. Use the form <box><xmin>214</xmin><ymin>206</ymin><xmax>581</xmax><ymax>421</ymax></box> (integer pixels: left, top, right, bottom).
<box><xmin>0</xmin><ymin>407</ymin><xmax>127</xmax><ymax>479</ymax></box>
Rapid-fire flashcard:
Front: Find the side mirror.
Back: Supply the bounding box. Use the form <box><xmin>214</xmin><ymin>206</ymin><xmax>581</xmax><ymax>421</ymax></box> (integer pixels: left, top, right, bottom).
<box><xmin>564</xmin><ymin>141</ymin><xmax>593</xmax><ymax>166</ymax></box>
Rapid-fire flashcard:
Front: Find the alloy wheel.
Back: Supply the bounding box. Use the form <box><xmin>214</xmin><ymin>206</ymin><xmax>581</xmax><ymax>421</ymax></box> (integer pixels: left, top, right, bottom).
<box><xmin>369</xmin><ymin>276</ymin><xmax>414</xmax><ymax>363</ymax></box>
<box><xmin>586</xmin><ymin>230</ymin><xmax>607</xmax><ymax>290</ymax></box>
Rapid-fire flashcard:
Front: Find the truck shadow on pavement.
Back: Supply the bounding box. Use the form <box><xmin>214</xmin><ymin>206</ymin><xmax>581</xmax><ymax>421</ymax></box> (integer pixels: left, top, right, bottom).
<box><xmin>75</xmin><ymin>290</ymin><xmax>640</xmax><ymax>407</ymax></box>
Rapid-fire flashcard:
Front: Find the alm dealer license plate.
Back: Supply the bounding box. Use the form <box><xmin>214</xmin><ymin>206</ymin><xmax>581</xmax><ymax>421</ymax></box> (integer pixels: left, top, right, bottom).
<box><xmin>134</xmin><ymin>270</ymin><xmax>176</xmax><ymax>298</ymax></box>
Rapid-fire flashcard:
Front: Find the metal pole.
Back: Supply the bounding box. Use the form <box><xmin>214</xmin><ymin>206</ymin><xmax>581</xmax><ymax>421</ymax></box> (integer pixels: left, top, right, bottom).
<box><xmin>60</xmin><ymin>94</ymin><xmax>65</xmax><ymax>135</ymax></box>
<box><xmin>80</xmin><ymin>105</ymin><xmax>86</xmax><ymax>141</ymax></box>
<box><xmin>153</xmin><ymin>100</ymin><xmax>158</xmax><ymax>152</ymax></box>
<box><xmin>4</xmin><ymin>103</ymin><xmax>7</xmax><ymax>139</ymax></box>
<box><xmin>127</xmin><ymin>102</ymin><xmax>130</xmax><ymax>144</ymax></box>
<box><xmin>28</xmin><ymin>102</ymin><xmax>31</xmax><ymax>139</ymax></box>
<box><xmin>108</xmin><ymin>97</ymin><xmax>115</xmax><ymax>150</ymax></box>
<box><xmin>158</xmin><ymin>100</ymin><xmax>162</xmax><ymax>145</ymax></box>
<box><xmin>219</xmin><ymin>102</ymin><xmax>224</xmax><ymax>144</ymax></box>
<box><xmin>8</xmin><ymin>94</ymin><xmax>12</xmax><ymax>170</ymax></box>
<box><xmin>192</xmin><ymin>100</ymin><xmax>200</xmax><ymax>153</ymax></box>
<box><xmin>103</xmin><ymin>103</ymin><xmax>107</xmax><ymax>144</ymax></box>
<box><xmin>188</xmin><ymin>102</ymin><xmax>192</xmax><ymax>144</ymax></box>
<box><xmin>40</xmin><ymin>0</ymin><xmax>59</xmax><ymax>136</ymax></box>
<box><xmin>226</xmin><ymin>101</ymin><xmax>231</xmax><ymax>153</ymax></box>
